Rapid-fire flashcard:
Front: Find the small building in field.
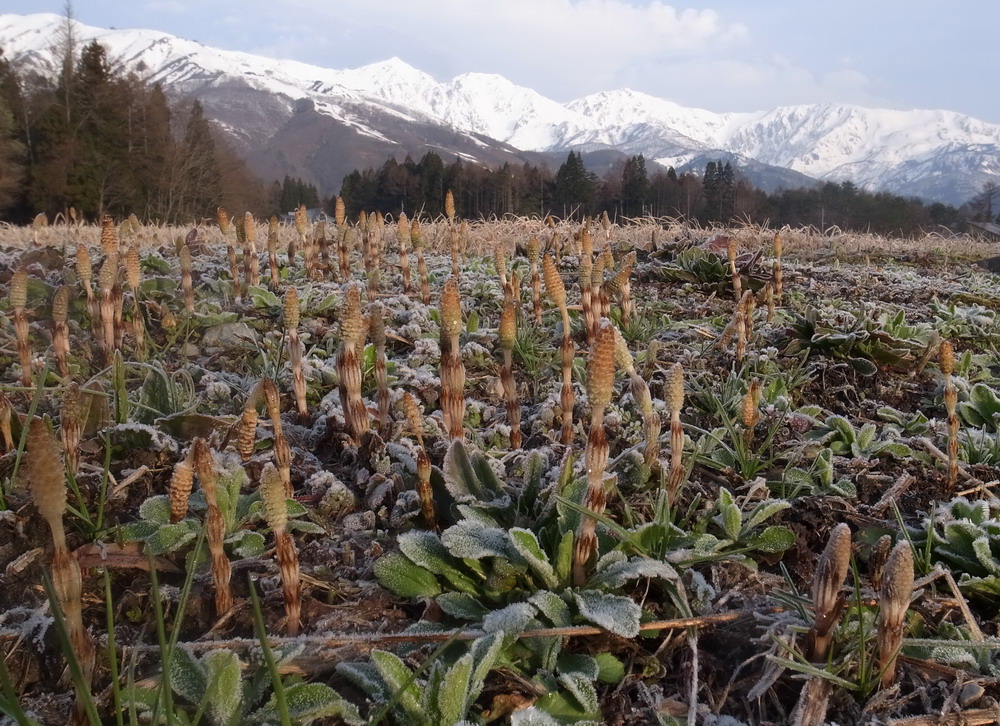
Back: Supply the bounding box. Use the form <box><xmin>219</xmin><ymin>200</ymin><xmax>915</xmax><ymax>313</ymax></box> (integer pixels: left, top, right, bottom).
<box><xmin>279</xmin><ymin>208</ymin><xmax>326</xmax><ymax>225</ymax></box>
<box><xmin>970</xmin><ymin>221</ymin><xmax>1000</xmax><ymax>242</ymax></box>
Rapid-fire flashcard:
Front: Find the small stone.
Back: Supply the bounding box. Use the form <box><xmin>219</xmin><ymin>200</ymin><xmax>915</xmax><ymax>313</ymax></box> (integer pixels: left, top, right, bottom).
<box><xmin>202</xmin><ymin>322</ymin><xmax>257</xmax><ymax>349</ymax></box>
<box><xmin>959</xmin><ymin>682</ymin><xmax>984</xmax><ymax>707</ymax></box>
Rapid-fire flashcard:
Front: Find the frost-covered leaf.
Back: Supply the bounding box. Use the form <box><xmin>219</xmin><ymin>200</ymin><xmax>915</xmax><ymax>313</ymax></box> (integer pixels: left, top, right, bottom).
<box><xmin>443</xmin><ymin>439</ymin><xmax>509</xmax><ymax>507</ymax></box>
<box><xmin>557</xmin><ymin>672</ymin><xmax>599</xmax><ymax>713</ymax></box>
<box><xmin>554</xmin><ymin>530</ymin><xmax>574</xmax><ymax>587</ymax></box>
<box><xmin>399</xmin><ymin>530</ymin><xmax>479</xmax><ymax>593</ymax></box>
<box><xmin>168</xmin><ymin>646</ymin><xmax>207</xmax><ymax>705</ymax></box>
<box><xmin>371</xmin><ymin>650</ymin><xmax>423</xmax><ymax>722</ymax></box>
<box><xmin>145</xmin><ymin>522</ymin><xmax>198</xmax><ymax>555</ymax></box>
<box><xmin>225</xmin><ymin>530</ymin><xmax>266</xmax><ymax>558</ymax></box>
<box><xmin>436</xmin><ymin>592</ymin><xmax>489</xmax><ymax>621</ymax></box>
<box><xmin>250</xmin><ymin>683</ymin><xmax>363</xmax><ymax>725</ymax></box>
<box><xmin>119</xmin><ymin>520</ymin><xmax>159</xmax><ymax>542</ymax></box>
<box><xmin>529</xmin><ymin>590</ymin><xmax>571</xmax><ymax>627</ymax></box>
<box><xmin>138</xmin><ymin>495</ymin><xmax>172</xmax><ymax>524</ymax></box>
<box><xmin>972</xmin><ymin>536</ymin><xmax>1000</xmax><ymax>576</ymax></box>
<box><xmin>202</xmin><ymin>650</ymin><xmax>242</xmax><ymax>725</ymax></box>
<box><xmin>287</xmin><ymin>519</ymin><xmax>327</xmax><ymax>535</ymax></box>
<box><xmin>374</xmin><ymin>552</ymin><xmax>441</xmax><ymax>598</ymax></box>
<box><xmin>557</xmin><ymin>654</ymin><xmax>598</xmax><ymax>680</ymax></box>
<box><xmin>508</xmin><ymin>528</ymin><xmax>558</xmax><ymax>589</ymax></box>
<box><xmin>441</xmin><ymin>520</ymin><xmax>515</xmax><ymax>561</ymax></box>
<box><xmin>748</xmin><ymin>526</ymin><xmax>796</xmax><ymax>553</ymax></box>
<box><xmin>588</xmin><ymin>557</ymin><xmax>681</xmax><ymax>590</ymax></box>
<box><xmin>437</xmin><ymin>653</ymin><xmax>473</xmax><ymax>725</ymax></box>
<box><xmin>468</xmin><ymin>633</ymin><xmax>504</xmax><ymax>701</ymax></box>
<box><xmin>336</xmin><ymin>662</ymin><xmax>386</xmax><ymax>700</ymax></box>
<box><xmin>743</xmin><ymin>500</ymin><xmax>792</xmax><ymax>533</ymax></box>
<box><xmin>594</xmin><ymin>653</ymin><xmax>626</xmax><ymax>684</ymax></box>
<box><xmin>482</xmin><ymin>602</ymin><xmax>536</xmax><ymax>637</ymax></box>
<box><xmin>573</xmin><ymin>590</ymin><xmax>641</xmax><ymax>637</ymax></box>
<box><xmin>511</xmin><ymin>707</ymin><xmax>561</xmax><ymax>726</ymax></box>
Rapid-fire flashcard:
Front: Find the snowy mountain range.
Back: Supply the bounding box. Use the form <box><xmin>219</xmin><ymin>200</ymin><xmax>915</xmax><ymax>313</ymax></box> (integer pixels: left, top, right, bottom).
<box><xmin>2</xmin><ymin>12</ymin><xmax>998</xmax><ymax>205</ymax></box>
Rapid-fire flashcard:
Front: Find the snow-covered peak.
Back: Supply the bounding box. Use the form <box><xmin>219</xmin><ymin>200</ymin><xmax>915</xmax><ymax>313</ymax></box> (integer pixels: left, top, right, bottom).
<box><xmin>1</xmin><ymin>11</ymin><xmax>998</xmax><ymax>203</ymax></box>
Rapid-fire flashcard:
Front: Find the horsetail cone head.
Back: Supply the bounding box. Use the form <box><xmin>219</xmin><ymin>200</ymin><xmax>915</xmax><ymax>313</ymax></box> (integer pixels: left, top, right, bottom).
<box><xmin>284</xmin><ymin>287</ymin><xmax>299</xmax><ymax>330</ymax></box>
<box><xmin>99</xmin><ymin>252</ymin><xmax>118</xmax><ymax>291</ymax></box>
<box><xmin>260</xmin><ymin>463</ymin><xmax>288</xmax><ymax>532</ymax></box>
<box><xmin>341</xmin><ymin>286</ymin><xmax>364</xmax><ymax>343</ymax></box>
<box><xmin>26</xmin><ymin>418</ymin><xmax>66</xmax><ymax>528</ymax></box>
<box><xmin>542</xmin><ymin>254</ymin><xmax>565</xmax><ymax>307</ymax></box>
<box><xmin>53</xmin><ymin>286</ymin><xmax>69</xmax><ymax>323</ymax></box>
<box><xmin>440</xmin><ymin>276</ymin><xmax>463</xmax><ymax>339</ymax></box>
<box><xmin>587</xmin><ymin>320</ymin><xmax>616</xmax><ymax>411</ymax></box>
<box><xmin>76</xmin><ymin>247</ymin><xmax>92</xmax><ymax>284</ymax></box>
<box><xmin>494</xmin><ymin>245</ymin><xmax>506</xmax><ymax>278</ymax></box>
<box><xmin>401</xmin><ymin>392</ymin><xmax>424</xmax><ymax>441</ymax></box>
<box><xmin>527</xmin><ymin>237</ymin><xmax>540</xmax><ymax>265</ymax></box>
<box><xmin>611</xmin><ymin>326</ymin><xmax>634</xmax><ymax>372</ymax></box>
<box><xmin>369</xmin><ymin>303</ymin><xmax>386</xmax><ymax>348</ymax></box>
<box><xmin>100</xmin><ymin>214</ymin><xmax>116</xmax><ymax>254</ymax></box>
<box><xmin>667</xmin><ymin>363</ymin><xmax>684</xmax><ymax>413</ymax></box>
<box><xmin>601</xmin><ymin>210</ymin><xmax>610</xmax><ymax>233</ymax></box>
<box><xmin>581</xmin><ymin>227</ymin><xmax>593</xmax><ymax>257</ymax></box>
<box><xmin>294</xmin><ymin>205</ymin><xmax>306</xmax><ymax>236</ymax></box>
<box><xmin>258</xmin><ymin>379</ymin><xmax>281</xmax><ymax>423</ymax></box>
<box><xmin>940</xmin><ymin>340</ymin><xmax>954</xmax><ymax>377</ymax></box>
<box><xmin>773</xmin><ymin>232</ymin><xmax>783</xmax><ymax>257</ymax></box>
<box><xmin>880</xmin><ymin>540</ymin><xmax>914</xmax><ymax>627</ymax></box>
<box><xmin>125</xmin><ymin>246</ymin><xmax>141</xmax><ymax>289</ymax></box>
<box><xmin>216</xmin><ymin>207</ymin><xmax>230</xmax><ymax>234</ymax></box>
<box><xmin>410</xmin><ymin>219</ymin><xmax>423</xmax><ymax>248</ymax></box>
<box><xmin>244</xmin><ymin>212</ymin><xmax>256</xmax><ymax>242</ymax></box>
<box><xmin>812</xmin><ymin>523</ymin><xmax>852</xmax><ymax>613</ymax></box>
<box><xmin>727</xmin><ymin>236</ymin><xmax>738</xmax><ymax>263</ymax></box>
<box><xmin>10</xmin><ymin>268</ymin><xmax>27</xmax><ymax>309</ymax></box>
<box><xmin>445</xmin><ymin>189</ymin><xmax>455</xmax><ymax>221</ymax></box>
<box><xmin>335</xmin><ymin>197</ymin><xmax>345</xmax><ymax>228</ymax></box>
<box><xmin>179</xmin><ymin>244</ymin><xmax>192</xmax><ymax>271</ymax></box>
<box><xmin>499</xmin><ymin>300</ymin><xmax>516</xmax><ymax>350</ymax></box>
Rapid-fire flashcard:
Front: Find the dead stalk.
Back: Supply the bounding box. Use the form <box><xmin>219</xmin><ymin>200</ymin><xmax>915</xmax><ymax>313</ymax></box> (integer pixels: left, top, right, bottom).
<box><xmin>193</xmin><ymin>438</ymin><xmax>233</xmax><ymax>617</ymax></box>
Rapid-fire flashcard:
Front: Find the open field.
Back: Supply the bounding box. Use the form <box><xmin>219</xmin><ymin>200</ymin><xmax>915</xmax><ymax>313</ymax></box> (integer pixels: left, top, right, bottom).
<box><xmin>2</xmin><ymin>213</ymin><xmax>1000</xmax><ymax>725</ymax></box>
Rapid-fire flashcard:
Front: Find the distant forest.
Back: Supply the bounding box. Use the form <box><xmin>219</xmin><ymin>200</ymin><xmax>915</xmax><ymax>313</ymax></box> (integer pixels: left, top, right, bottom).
<box><xmin>338</xmin><ymin>150</ymin><xmax>1000</xmax><ymax>238</ymax></box>
<box><xmin>2</xmin><ymin>25</ymin><xmax>998</xmax><ymax>236</ymax></box>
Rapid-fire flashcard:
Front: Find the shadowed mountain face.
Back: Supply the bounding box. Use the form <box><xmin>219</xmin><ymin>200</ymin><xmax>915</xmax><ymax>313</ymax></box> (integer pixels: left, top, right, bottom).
<box><xmin>2</xmin><ymin>12</ymin><xmax>998</xmax><ymax>203</ymax></box>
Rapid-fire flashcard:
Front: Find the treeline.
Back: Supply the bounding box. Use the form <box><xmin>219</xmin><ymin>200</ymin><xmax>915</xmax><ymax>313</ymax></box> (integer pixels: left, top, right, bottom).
<box><xmin>0</xmin><ymin>29</ymin><xmax>317</xmax><ymax>224</ymax></box>
<box><xmin>339</xmin><ymin>150</ymin><xmax>977</xmax><ymax>237</ymax></box>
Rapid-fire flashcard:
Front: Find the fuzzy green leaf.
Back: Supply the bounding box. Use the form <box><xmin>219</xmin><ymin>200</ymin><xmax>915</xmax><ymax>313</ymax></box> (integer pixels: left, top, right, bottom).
<box><xmin>374</xmin><ymin>552</ymin><xmax>442</xmax><ymax>598</ymax></box>
<box><xmin>436</xmin><ymin>592</ymin><xmax>489</xmax><ymax>621</ymax></box>
<box><xmin>593</xmin><ymin>653</ymin><xmax>626</xmax><ymax>684</ymax></box>
<box><xmin>203</xmin><ymin>650</ymin><xmax>242</xmax><ymax>725</ymax></box>
<box><xmin>138</xmin><ymin>495</ymin><xmax>172</xmax><ymax>524</ymax></box>
<box><xmin>251</xmin><ymin>682</ymin><xmax>363</xmax><ymax>725</ymax></box>
<box><xmin>508</xmin><ymin>528</ymin><xmax>559</xmax><ymax>589</ymax></box>
<box><xmin>573</xmin><ymin>590</ymin><xmax>641</xmax><ymax>637</ymax></box>
<box><xmin>748</xmin><ymin>525</ymin><xmax>796</xmax><ymax>553</ymax></box>
<box><xmin>168</xmin><ymin>646</ymin><xmax>207</xmax><ymax>706</ymax></box>
<box><xmin>437</xmin><ymin>653</ymin><xmax>474</xmax><ymax>725</ymax></box>
<box><xmin>371</xmin><ymin>651</ymin><xmax>423</xmax><ymax>722</ymax></box>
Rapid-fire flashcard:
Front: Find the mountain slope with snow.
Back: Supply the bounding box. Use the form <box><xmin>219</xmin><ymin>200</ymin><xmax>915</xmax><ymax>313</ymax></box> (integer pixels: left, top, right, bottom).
<box><xmin>1</xmin><ymin>12</ymin><xmax>998</xmax><ymax>204</ymax></box>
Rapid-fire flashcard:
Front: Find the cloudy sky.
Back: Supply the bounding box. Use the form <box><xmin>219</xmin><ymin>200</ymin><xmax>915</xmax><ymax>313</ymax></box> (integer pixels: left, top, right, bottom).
<box><xmin>5</xmin><ymin>0</ymin><xmax>998</xmax><ymax>123</ymax></box>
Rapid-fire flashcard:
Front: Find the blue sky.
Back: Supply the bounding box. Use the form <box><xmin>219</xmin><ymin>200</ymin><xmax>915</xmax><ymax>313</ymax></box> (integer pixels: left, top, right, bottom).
<box><xmin>4</xmin><ymin>0</ymin><xmax>997</xmax><ymax>122</ymax></box>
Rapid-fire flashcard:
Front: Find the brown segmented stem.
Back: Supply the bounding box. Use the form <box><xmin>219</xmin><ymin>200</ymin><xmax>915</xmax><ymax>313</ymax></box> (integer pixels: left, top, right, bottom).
<box><xmin>267</xmin><ymin>216</ymin><xmax>281</xmax><ymax>289</ymax></box>
<box><xmin>573</xmin><ymin>319</ymin><xmax>616</xmax><ymax>586</ymax></box>
<box><xmin>261</xmin><ymin>463</ymin><xmax>301</xmax><ymax>635</ymax></box>
<box><xmin>244</xmin><ymin>211</ymin><xmax>260</xmax><ymax>287</ymax></box>
<box><xmin>728</xmin><ymin>236</ymin><xmax>742</xmax><ymax>300</ymax></box>
<box><xmin>193</xmin><ymin>438</ymin><xmax>233</xmax><ymax>616</ymax></box>
<box><xmin>613</xmin><ymin>327</ymin><xmax>659</xmax><ymax>470</ymax></box>
<box><xmin>773</xmin><ymin>232</ymin><xmax>783</xmax><ymax>303</ymax></box>
<box><xmin>439</xmin><ymin>276</ymin><xmax>466</xmax><ymax>441</ymax></box>
<box><xmin>284</xmin><ymin>287</ymin><xmax>309</xmax><ymax>423</ymax></box>
<box><xmin>412</xmin><ymin>219</ymin><xmax>430</xmax><ymax>305</ymax></box>
<box><xmin>398</xmin><ymin>212</ymin><xmax>411</xmax><ymax>294</ymax></box>
<box><xmin>50</xmin><ymin>285</ymin><xmax>70</xmax><ymax>377</ymax></box>
<box><xmin>543</xmin><ymin>253</ymin><xmax>575</xmax><ymax>444</ymax></box>
<box><xmin>401</xmin><ymin>392</ymin><xmax>425</xmax><ymax>449</ymax></box>
<box><xmin>0</xmin><ymin>391</ymin><xmax>12</xmax><ymax>452</ymax></box>
<box><xmin>179</xmin><ymin>244</ymin><xmax>194</xmax><ymax>313</ymax></box>
<box><xmin>498</xmin><ymin>300</ymin><xmax>521</xmax><ymax>448</ymax></box>
<box><xmin>667</xmin><ymin>362</ymin><xmax>686</xmax><ymax>502</ymax></box>
<box><xmin>528</xmin><ymin>238</ymin><xmax>542</xmax><ymax>325</ymax></box>
<box><xmin>579</xmin><ymin>228</ymin><xmax>594</xmax><ymax>343</ymax></box>
<box><xmin>338</xmin><ymin>286</ymin><xmax>369</xmax><ymax>443</ymax></box>
<box><xmin>27</xmin><ymin>418</ymin><xmax>94</xmax><ymax>717</ymax></box>
<box><xmin>60</xmin><ymin>382</ymin><xmax>82</xmax><ymax>476</ymax></box>
<box><xmin>11</xmin><ymin>268</ymin><xmax>31</xmax><ymax>386</ymax></box>
<box><xmin>99</xmin><ymin>253</ymin><xmax>119</xmax><ymax>364</ymax></box>
<box><xmin>370</xmin><ymin>303</ymin><xmax>390</xmax><ymax>437</ymax></box>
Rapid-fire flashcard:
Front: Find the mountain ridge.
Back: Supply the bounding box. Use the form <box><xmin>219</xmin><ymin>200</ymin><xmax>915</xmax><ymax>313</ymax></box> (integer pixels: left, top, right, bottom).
<box><xmin>1</xmin><ymin>12</ymin><xmax>997</xmax><ymax>205</ymax></box>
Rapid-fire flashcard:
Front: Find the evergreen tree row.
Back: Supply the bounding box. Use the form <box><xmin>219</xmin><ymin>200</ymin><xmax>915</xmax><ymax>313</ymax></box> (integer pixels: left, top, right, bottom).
<box><xmin>338</xmin><ymin>150</ymin><xmax>981</xmax><ymax>237</ymax></box>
